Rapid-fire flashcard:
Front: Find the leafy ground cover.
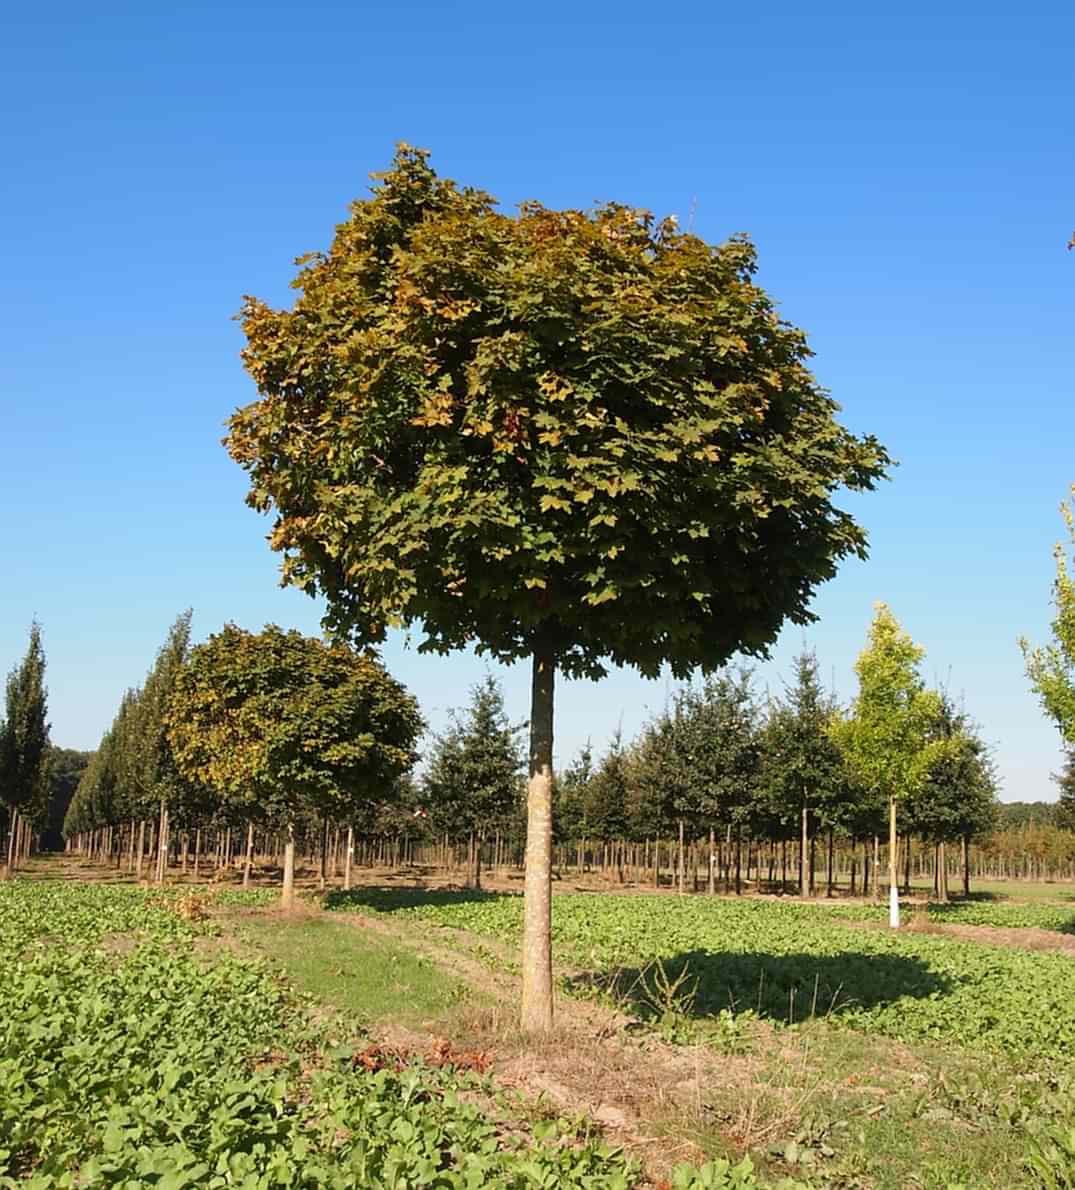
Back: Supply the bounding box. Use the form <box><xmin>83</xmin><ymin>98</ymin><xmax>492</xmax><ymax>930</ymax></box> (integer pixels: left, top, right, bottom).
<box><xmin>4</xmin><ymin>880</ymin><xmax>765</xmax><ymax>1189</ymax></box>
<box><xmin>325</xmin><ymin>889</ymin><xmax>1075</xmax><ymax>1058</ymax></box>
<box><xmin>827</xmin><ymin>898</ymin><xmax>1075</xmax><ymax>934</ymax></box>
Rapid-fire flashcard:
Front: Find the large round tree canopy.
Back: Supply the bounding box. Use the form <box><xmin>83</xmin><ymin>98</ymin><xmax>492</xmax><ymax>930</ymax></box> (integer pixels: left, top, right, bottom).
<box><xmin>229</xmin><ymin>146</ymin><xmax>890</xmax><ymax>679</ymax></box>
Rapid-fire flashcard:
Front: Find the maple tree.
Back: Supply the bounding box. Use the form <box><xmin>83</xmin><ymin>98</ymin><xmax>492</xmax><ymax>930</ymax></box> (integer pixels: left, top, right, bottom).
<box><xmin>166</xmin><ymin>624</ymin><xmax>423</xmax><ymax>906</ymax></box>
<box><xmin>228</xmin><ymin>146</ymin><xmax>890</xmax><ymax>1028</ymax></box>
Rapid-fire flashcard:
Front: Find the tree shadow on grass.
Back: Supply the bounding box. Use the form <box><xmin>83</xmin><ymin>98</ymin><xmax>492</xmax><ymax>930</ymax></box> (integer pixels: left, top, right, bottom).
<box><xmin>567</xmin><ymin>948</ymin><xmax>951</xmax><ymax>1026</ymax></box>
<box><xmin>323</xmin><ymin>886</ymin><xmax>514</xmax><ymax>914</ymax></box>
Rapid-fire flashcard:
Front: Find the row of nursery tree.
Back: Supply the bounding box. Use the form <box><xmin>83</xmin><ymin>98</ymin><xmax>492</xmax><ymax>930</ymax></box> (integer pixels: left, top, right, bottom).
<box><xmin>62</xmin><ymin>602</ymin><xmax>1007</xmax><ymax>905</ymax></box>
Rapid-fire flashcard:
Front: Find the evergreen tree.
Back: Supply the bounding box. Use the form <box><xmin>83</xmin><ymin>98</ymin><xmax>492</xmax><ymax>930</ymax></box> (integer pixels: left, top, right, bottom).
<box><xmin>909</xmin><ymin>693</ymin><xmax>999</xmax><ymax>900</ymax></box>
<box><xmin>759</xmin><ymin>651</ymin><xmax>848</xmax><ymax>897</ymax></box>
<box><xmin>584</xmin><ymin>732</ymin><xmax>631</xmax><ymax>846</ymax></box>
<box><xmin>423</xmin><ymin>675</ymin><xmax>525</xmax><ymax>888</ymax></box>
<box><xmin>554</xmin><ymin>743</ymin><xmax>593</xmax><ymax>846</ymax></box>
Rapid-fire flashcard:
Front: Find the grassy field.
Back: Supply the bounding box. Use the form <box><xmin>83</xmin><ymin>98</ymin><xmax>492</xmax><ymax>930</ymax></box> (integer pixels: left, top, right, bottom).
<box><xmin>5</xmin><ymin>868</ymin><xmax>1075</xmax><ymax>1188</ymax></box>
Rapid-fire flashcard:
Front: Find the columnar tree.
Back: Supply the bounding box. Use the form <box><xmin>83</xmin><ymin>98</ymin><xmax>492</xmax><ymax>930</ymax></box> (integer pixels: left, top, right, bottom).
<box><xmin>227</xmin><ymin>146</ymin><xmax>890</xmax><ymax>1029</ymax></box>
<box><xmin>422</xmin><ymin>674</ymin><xmax>525</xmax><ymax>887</ymax></box>
<box><xmin>834</xmin><ymin>604</ymin><xmax>943</xmax><ymax>926</ymax></box>
<box><xmin>1021</xmin><ymin>485</ymin><xmax>1075</xmax><ymax>745</ymax></box>
<box><xmin>166</xmin><ymin>624</ymin><xmax>423</xmax><ymax>906</ymax></box>
<box><xmin>1</xmin><ymin>623</ymin><xmax>51</xmax><ymax>874</ymax></box>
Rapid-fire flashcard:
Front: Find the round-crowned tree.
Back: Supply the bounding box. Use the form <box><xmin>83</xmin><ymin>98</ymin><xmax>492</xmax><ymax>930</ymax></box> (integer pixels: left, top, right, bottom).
<box><xmin>227</xmin><ymin>146</ymin><xmax>891</xmax><ymax>1028</ymax></box>
<box><xmin>166</xmin><ymin>624</ymin><xmax>423</xmax><ymax>906</ymax></box>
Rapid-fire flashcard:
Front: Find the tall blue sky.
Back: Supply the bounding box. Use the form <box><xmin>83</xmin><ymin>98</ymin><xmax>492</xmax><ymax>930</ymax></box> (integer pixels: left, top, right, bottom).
<box><xmin>2</xmin><ymin>1</ymin><xmax>1072</xmax><ymax>799</ymax></box>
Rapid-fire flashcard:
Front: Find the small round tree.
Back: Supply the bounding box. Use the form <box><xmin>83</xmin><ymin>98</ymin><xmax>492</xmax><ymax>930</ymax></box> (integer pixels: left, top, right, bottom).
<box><xmin>227</xmin><ymin>146</ymin><xmax>890</xmax><ymax>1027</ymax></box>
<box><xmin>166</xmin><ymin>624</ymin><xmax>423</xmax><ymax>906</ymax></box>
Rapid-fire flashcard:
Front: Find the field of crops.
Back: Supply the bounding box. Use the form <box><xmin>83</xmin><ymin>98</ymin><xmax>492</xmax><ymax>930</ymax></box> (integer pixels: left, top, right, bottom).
<box><xmin>3</xmin><ymin>881</ymin><xmax>749</xmax><ymax>1189</ymax></box>
<box><xmin>831</xmin><ymin>897</ymin><xmax>1075</xmax><ymax>933</ymax></box>
<box><xmin>328</xmin><ymin>889</ymin><xmax>1075</xmax><ymax>1058</ymax></box>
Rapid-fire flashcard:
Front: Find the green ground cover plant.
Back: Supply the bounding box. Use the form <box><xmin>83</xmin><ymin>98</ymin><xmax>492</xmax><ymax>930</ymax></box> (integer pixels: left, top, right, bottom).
<box><xmin>325</xmin><ymin>889</ymin><xmax>1075</xmax><ymax>1058</ymax></box>
<box><xmin>0</xmin><ymin>881</ymin><xmax>678</xmax><ymax>1188</ymax></box>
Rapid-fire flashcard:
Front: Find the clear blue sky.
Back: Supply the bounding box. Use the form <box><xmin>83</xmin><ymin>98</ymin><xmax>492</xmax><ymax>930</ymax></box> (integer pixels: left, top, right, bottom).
<box><xmin>2</xmin><ymin>1</ymin><xmax>1072</xmax><ymax>800</ymax></box>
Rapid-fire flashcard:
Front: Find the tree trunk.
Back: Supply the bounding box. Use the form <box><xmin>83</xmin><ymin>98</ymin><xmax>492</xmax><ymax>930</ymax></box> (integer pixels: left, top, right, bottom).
<box><xmin>344</xmin><ymin>825</ymin><xmax>354</xmax><ymax>891</ymax></box>
<box><xmin>135</xmin><ymin>819</ymin><xmax>146</xmax><ymax>881</ymax></box>
<box><xmin>319</xmin><ymin>818</ymin><xmax>328</xmax><ymax>892</ymax></box>
<box><xmin>155</xmin><ymin>802</ymin><xmax>168</xmax><ymax>884</ymax></box>
<box><xmin>193</xmin><ymin>827</ymin><xmax>201</xmax><ymax>880</ymax></box>
<box><xmin>734</xmin><ymin>828</ymin><xmax>742</xmax><ymax>896</ymax></box>
<box><xmin>962</xmin><ymin>835</ymin><xmax>970</xmax><ymax>897</ymax></box>
<box><xmin>475</xmin><ymin>833</ymin><xmax>483</xmax><ymax>891</ymax></box>
<box><xmin>799</xmin><ymin>801</ymin><xmax>808</xmax><ymax>897</ymax></box>
<box><xmin>826</xmin><ymin>829</ymin><xmax>834</xmax><ymax>897</ymax></box>
<box><xmin>243</xmin><ymin>821</ymin><xmax>255</xmax><ymax>888</ymax></box>
<box><xmin>888</xmin><ymin>798</ymin><xmax>900</xmax><ymax>928</ymax></box>
<box><xmin>677</xmin><ymin>819</ymin><xmax>685</xmax><ymax>896</ymax></box>
<box><xmin>6</xmin><ymin>808</ymin><xmax>18</xmax><ymax>878</ymax></box>
<box><xmin>707</xmin><ymin>827</ymin><xmax>716</xmax><ymax>895</ymax></box>
<box><xmin>937</xmin><ymin>840</ymin><xmax>949</xmax><ymax>903</ymax></box>
<box><xmin>521</xmin><ymin>646</ymin><xmax>555</xmax><ymax>1034</ymax></box>
<box><xmin>281</xmin><ymin>823</ymin><xmax>296</xmax><ymax>909</ymax></box>
<box><xmin>873</xmin><ymin>835</ymin><xmax>881</xmax><ymax>903</ymax></box>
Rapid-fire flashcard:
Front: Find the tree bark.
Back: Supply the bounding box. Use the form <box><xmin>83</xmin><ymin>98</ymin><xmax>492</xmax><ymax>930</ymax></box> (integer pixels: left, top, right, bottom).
<box><xmin>888</xmin><ymin>798</ymin><xmax>900</xmax><ymax>928</ymax></box>
<box><xmin>319</xmin><ymin>818</ymin><xmax>328</xmax><ymax>891</ymax></box>
<box><xmin>677</xmin><ymin>819</ymin><xmax>685</xmax><ymax>896</ymax></box>
<box><xmin>6</xmin><ymin>808</ymin><xmax>18</xmax><ymax>878</ymax></box>
<box><xmin>707</xmin><ymin>827</ymin><xmax>716</xmax><ymax>895</ymax></box>
<box><xmin>937</xmin><ymin>840</ymin><xmax>949</xmax><ymax>903</ymax></box>
<box><xmin>243</xmin><ymin>821</ymin><xmax>255</xmax><ymax>888</ymax></box>
<box><xmin>521</xmin><ymin>646</ymin><xmax>555</xmax><ymax>1035</ymax></box>
<box><xmin>962</xmin><ymin>835</ymin><xmax>970</xmax><ymax>897</ymax></box>
<box><xmin>135</xmin><ymin>819</ymin><xmax>146</xmax><ymax>881</ymax></box>
<box><xmin>281</xmin><ymin>823</ymin><xmax>296</xmax><ymax>909</ymax></box>
<box><xmin>799</xmin><ymin>801</ymin><xmax>808</xmax><ymax>898</ymax></box>
<box><xmin>155</xmin><ymin>802</ymin><xmax>169</xmax><ymax>884</ymax></box>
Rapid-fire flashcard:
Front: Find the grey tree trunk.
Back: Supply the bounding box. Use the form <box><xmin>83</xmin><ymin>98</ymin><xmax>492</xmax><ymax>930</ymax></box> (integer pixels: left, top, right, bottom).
<box><xmin>344</xmin><ymin>825</ymin><xmax>354</xmax><ymax>891</ymax></box>
<box><xmin>521</xmin><ymin>647</ymin><xmax>555</xmax><ymax>1035</ymax></box>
